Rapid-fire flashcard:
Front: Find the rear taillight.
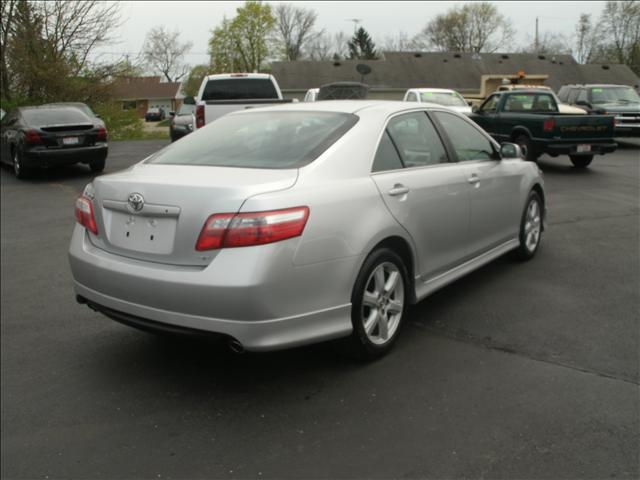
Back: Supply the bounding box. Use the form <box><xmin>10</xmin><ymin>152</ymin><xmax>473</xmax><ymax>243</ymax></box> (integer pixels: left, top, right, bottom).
<box><xmin>75</xmin><ymin>196</ymin><xmax>98</xmax><ymax>235</ymax></box>
<box><xmin>195</xmin><ymin>104</ymin><xmax>205</xmax><ymax>129</ymax></box>
<box><xmin>24</xmin><ymin>129</ymin><xmax>42</xmax><ymax>145</ymax></box>
<box><xmin>96</xmin><ymin>127</ymin><xmax>107</xmax><ymax>141</ymax></box>
<box><xmin>543</xmin><ymin>118</ymin><xmax>555</xmax><ymax>132</ymax></box>
<box><xmin>195</xmin><ymin>207</ymin><xmax>309</xmax><ymax>251</ymax></box>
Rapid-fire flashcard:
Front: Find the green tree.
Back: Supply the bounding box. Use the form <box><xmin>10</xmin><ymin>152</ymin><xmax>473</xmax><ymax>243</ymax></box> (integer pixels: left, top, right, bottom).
<box><xmin>182</xmin><ymin>64</ymin><xmax>209</xmax><ymax>97</ymax></box>
<box><xmin>599</xmin><ymin>0</ymin><xmax>640</xmax><ymax>73</ymax></box>
<box><xmin>348</xmin><ymin>27</ymin><xmax>378</xmax><ymax>60</ymax></box>
<box><xmin>208</xmin><ymin>1</ymin><xmax>276</xmax><ymax>73</ymax></box>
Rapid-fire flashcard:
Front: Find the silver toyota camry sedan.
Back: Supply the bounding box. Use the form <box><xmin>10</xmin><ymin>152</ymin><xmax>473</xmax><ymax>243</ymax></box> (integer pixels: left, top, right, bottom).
<box><xmin>69</xmin><ymin>101</ymin><xmax>545</xmax><ymax>358</ymax></box>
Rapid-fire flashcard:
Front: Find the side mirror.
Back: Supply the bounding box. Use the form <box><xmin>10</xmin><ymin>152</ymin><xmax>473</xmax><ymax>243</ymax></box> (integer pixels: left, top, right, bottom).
<box><xmin>468</xmin><ymin>101</ymin><xmax>473</xmax><ymax>106</ymax></box>
<box><xmin>471</xmin><ymin>105</ymin><xmax>479</xmax><ymax>113</ymax></box>
<box><xmin>500</xmin><ymin>142</ymin><xmax>522</xmax><ymax>159</ymax></box>
<box><xmin>292</xmin><ymin>98</ymin><xmax>299</xmax><ymax>103</ymax></box>
<box><xmin>94</xmin><ymin>114</ymin><xmax>101</xmax><ymax>119</ymax></box>
<box><xmin>183</xmin><ymin>96</ymin><xmax>195</xmax><ymax>105</ymax></box>
<box><xmin>169</xmin><ymin>111</ymin><xmax>175</xmax><ymax>117</ymax></box>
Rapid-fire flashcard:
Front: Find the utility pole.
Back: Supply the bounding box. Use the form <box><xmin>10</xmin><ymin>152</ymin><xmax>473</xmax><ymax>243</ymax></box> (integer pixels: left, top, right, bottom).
<box><xmin>535</xmin><ymin>17</ymin><xmax>539</xmax><ymax>53</ymax></box>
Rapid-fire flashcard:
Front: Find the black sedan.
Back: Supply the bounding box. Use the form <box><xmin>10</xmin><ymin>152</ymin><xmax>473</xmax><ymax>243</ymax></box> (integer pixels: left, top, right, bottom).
<box><xmin>0</xmin><ymin>106</ymin><xmax>108</xmax><ymax>179</ymax></box>
<box><xmin>145</xmin><ymin>107</ymin><xmax>165</xmax><ymax>122</ymax></box>
<box><xmin>169</xmin><ymin>103</ymin><xmax>195</xmax><ymax>142</ymax></box>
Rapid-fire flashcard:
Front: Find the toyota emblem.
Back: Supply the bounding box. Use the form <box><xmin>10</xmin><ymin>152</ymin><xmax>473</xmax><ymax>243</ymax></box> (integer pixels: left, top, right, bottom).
<box><xmin>127</xmin><ymin>193</ymin><xmax>144</xmax><ymax>213</ymax></box>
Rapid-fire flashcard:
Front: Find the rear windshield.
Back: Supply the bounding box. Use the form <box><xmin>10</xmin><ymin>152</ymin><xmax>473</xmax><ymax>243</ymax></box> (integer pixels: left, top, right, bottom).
<box><xmin>147</xmin><ymin>108</ymin><xmax>160</xmax><ymax>113</ymax></box>
<box><xmin>202</xmin><ymin>78</ymin><xmax>278</xmax><ymax>101</ymax></box>
<box><xmin>148</xmin><ymin>111</ymin><xmax>358</xmax><ymax>169</ymax></box>
<box><xmin>420</xmin><ymin>91</ymin><xmax>467</xmax><ymax>107</ymax></box>
<box><xmin>21</xmin><ymin>108</ymin><xmax>90</xmax><ymax>126</ymax></box>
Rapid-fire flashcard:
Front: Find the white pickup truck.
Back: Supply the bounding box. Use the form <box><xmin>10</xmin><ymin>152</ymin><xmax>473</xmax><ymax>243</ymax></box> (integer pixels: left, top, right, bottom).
<box><xmin>186</xmin><ymin>73</ymin><xmax>294</xmax><ymax>129</ymax></box>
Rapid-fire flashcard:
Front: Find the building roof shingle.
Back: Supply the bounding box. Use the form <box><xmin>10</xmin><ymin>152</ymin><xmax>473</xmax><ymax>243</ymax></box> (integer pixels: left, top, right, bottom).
<box><xmin>271</xmin><ymin>52</ymin><xmax>639</xmax><ymax>92</ymax></box>
<box><xmin>114</xmin><ymin>76</ymin><xmax>182</xmax><ymax>100</ymax></box>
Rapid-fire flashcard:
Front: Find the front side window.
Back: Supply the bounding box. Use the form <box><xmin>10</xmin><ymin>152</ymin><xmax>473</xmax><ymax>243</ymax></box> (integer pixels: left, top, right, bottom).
<box><xmin>386</xmin><ymin>112</ymin><xmax>448</xmax><ymax>168</ymax></box>
<box><xmin>148</xmin><ymin>111</ymin><xmax>357</xmax><ymax>169</ymax></box>
<box><xmin>433</xmin><ymin>111</ymin><xmax>495</xmax><ymax>162</ymax></box>
<box><xmin>480</xmin><ymin>95</ymin><xmax>499</xmax><ymax>112</ymax></box>
<box><xmin>577</xmin><ymin>89</ymin><xmax>588</xmax><ymax>103</ymax></box>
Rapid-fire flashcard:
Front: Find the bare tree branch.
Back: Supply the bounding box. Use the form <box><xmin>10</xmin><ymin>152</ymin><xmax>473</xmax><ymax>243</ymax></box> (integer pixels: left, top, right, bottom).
<box><xmin>142</xmin><ymin>25</ymin><xmax>193</xmax><ymax>82</ymax></box>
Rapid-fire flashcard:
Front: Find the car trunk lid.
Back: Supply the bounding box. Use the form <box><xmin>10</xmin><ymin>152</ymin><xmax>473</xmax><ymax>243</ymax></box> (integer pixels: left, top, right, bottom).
<box><xmin>88</xmin><ymin>163</ymin><xmax>298</xmax><ymax>266</ymax></box>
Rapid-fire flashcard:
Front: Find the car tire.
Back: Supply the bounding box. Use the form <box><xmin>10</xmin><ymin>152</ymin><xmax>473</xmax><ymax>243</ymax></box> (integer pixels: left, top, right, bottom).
<box><xmin>89</xmin><ymin>157</ymin><xmax>106</xmax><ymax>173</ymax></box>
<box><xmin>345</xmin><ymin>247</ymin><xmax>409</xmax><ymax>360</ymax></box>
<box><xmin>569</xmin><ymin>155</ymin><xmax>593</xmax><ymax>168</ymax></box>
<box><xmin>514</xmin><ymin>191</ymin><xmax>543</xmax><ymax>261</ymax></box>
<box><xmin>514</xmin><ymin>134</ymin><xmax>538</xmax><ymax>162</ymax></box>
<box><xmin>12</xmin><ymin>146</ymin><xmax>31</xmax><ymax>179</ymax></box>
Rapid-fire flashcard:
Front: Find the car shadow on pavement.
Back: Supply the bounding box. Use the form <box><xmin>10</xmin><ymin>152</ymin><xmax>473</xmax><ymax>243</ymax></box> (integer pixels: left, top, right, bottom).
<box><xmin>81</xmin><ymin>254</ymin><xmax>520</xmax><ymax>396</ymax></box>
<box><xmin>0</xmin><ymin>162</ymin><xmax>97</xmax><ymax>183</ymax></box>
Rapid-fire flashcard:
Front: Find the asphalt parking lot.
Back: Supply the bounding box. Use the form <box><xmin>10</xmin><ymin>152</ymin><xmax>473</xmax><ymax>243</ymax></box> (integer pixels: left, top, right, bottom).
<box><xmin>1</xmin><ymin>140</ymin><xmax>639</xmax><ymax>479</ymax></box>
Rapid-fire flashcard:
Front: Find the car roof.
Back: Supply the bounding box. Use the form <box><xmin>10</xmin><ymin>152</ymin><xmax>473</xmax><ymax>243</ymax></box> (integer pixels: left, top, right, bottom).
<box><xmin>231</xmin><ymin>100</ymin><xmax>461</xmax><ymax>117</ymax></box>
<box><xmin>409</xmin><ymin>88</ymin><xmax>459</xmax><ymax>93</ymax></box>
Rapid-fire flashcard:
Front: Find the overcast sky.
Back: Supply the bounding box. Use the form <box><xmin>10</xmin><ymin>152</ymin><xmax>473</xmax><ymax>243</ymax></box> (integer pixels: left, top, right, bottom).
<box><xmin>95</xmin><ymin>1</ymin><xmax>607</xmax><ymax>66</ymax></box>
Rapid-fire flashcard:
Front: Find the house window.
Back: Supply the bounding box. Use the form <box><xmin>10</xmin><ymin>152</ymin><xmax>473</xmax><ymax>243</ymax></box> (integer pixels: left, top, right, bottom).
<box><xmin>122</xmin><ymin>100</ymin><xmax>136</xmax><ymax>110</ymax></box>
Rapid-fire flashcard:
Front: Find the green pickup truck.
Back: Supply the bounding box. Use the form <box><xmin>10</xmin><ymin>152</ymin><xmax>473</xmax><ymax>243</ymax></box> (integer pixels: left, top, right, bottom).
<box><xmin>469</xmin><ymin>89</ymin><xmax>617</xmax><ymax>168</ymax></box>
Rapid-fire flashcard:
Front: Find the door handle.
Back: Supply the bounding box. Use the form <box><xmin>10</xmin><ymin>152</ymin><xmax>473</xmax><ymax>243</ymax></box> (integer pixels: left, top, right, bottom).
<box><xmin>388</xmin><ymin>184</ymin><xmax>410</xmax><ymax>196</ymax></box>
<box><xmin>467</xmin><ymin>174</ymin><xmax>480</xmax><ymax>185</ymax></box>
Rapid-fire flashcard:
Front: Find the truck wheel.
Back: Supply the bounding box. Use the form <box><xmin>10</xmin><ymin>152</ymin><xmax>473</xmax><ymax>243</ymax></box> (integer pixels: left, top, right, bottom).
<box><xmin>569</xmin><ymin>155</ymin><xmax>593</xmax><ymax>168</ymax></box>
<box><xmin>514</xmin><ymin>134</ymin><xmax>538</xmax><ymax>162</ymax></box>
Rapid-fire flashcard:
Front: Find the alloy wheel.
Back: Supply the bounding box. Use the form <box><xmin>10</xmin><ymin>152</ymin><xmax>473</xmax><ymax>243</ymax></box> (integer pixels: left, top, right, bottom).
<box><xmin>524</xmin><ymin>199</ymin><xmax>541</xmax><ymax>252</ymax></box>
<box><xmin>360</xmin><ymin>262</ymin><xmax>404</xmax><ymax>345</ymax></box>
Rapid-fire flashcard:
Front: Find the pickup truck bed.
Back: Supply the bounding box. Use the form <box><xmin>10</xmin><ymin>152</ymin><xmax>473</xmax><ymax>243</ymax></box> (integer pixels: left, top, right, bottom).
<box><xmin>194</xmin><ymin>73</ymin><xmax>293</xmax><ymax>128</ymax></box>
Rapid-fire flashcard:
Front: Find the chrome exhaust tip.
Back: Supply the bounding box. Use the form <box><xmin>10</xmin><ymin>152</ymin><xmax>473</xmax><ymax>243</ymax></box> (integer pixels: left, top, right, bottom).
<box><xmin>228</xmin><ymin>339</ymin><xmax>245</xmax><ymax>354</ymax></box>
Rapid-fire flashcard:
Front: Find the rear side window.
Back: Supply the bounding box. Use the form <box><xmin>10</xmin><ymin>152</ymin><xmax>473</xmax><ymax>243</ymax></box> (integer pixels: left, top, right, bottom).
<box><xmin>148</xmin><ymin>111</ymin><xmax>358</xmax><ymax>169</ymax></box>
<box><xmin>433</xmin><ymin>111</ymin><xmax>494</xmax><ymax>162</ymax></box>
<box><xmin>21</xmin><ymin>108</ymin><xmax>90</xmax><ymax>126</ymax></box>
<box><xmin>372</xmin><ymin>131</ymin><xmax>403</xmax><ymax>172</ymax></box>
<box><xmin>504</xmin><ymin>93</ymin><xmax>556</xmax><ymax>112</ymax></box>
<box><xmin>202</xmin><ymin>78</ymin><xmax>278</xmax><ymax>101</ymax></box>
<box><xmin>386</xmin><ymin>112</ymin><xmax>448</xmax><ymax>168</ymax></box>
<box><xmin>567</xmin><ymin>89</ymin><xmax>579</xmax><ymax>104</ymax></box>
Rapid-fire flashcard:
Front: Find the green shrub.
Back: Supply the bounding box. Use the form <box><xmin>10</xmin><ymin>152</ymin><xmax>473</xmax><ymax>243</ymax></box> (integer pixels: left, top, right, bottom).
<box><xmin>93</xmin><ymin>103</ymin><xmax>144</xmax><ymax>140</ymax></box>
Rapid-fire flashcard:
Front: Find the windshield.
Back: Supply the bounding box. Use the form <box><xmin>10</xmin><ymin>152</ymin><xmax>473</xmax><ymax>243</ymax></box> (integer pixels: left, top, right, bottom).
<box><xmin>420</xmin><ymin>91</ymin><xmax>468</xmax><ymax>107</ymax></box>
<box><xmin>177</xmin><ymin>103</ymin><xmax>195</xmax><ymax>115</ymax></box>
<box><xmin>148</xmin><ymin>111</ymin><xmax>358</xmax><ymax>169</ymax></box>
<box><xmin>591</xmin><ymin>87</ymin><xmax>640</xmax><ymax>104</ymax></box>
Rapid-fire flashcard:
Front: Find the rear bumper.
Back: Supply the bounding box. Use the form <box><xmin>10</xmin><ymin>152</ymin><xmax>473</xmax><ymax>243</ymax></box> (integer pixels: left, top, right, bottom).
<box><xmin>68</xmin><ymin>226</ymin><xmax>356</xmax><ymax>351</ymax></box>
<box><xmin>614</xmin><ymin>126</ymin><xmax>640</xmax><ymax>138</ymax></box>
<box><xmin>24</xmin><ymin>144</ymin><xmax>108</xmax><ymax>167</ymax></box>
<box><xmin>169</xmin><ymin>127</ymin><xmax>190</xmax><ymax>141</ymax></box>
<box><xmin>544</xmin><ymin>142</ymin><xmax>617</xmax><ymax>156</ymax></box>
